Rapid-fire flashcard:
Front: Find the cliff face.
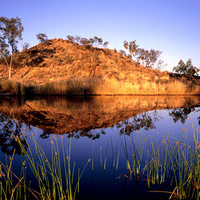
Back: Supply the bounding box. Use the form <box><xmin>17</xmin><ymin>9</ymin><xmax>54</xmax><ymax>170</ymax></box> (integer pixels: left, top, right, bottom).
<box><xmin>0</xmin><ymin>38</ymin><xmax>170</xmax><ymax>84</ymax></box>
<box><xmin>0</xmin><ymin>96</ymin><xmax>199</xmax><ymax>139</ymax></box>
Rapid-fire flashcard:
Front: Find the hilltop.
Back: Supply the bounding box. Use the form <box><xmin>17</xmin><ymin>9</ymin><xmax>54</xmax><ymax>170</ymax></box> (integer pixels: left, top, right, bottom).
<box><xmin>0</xmin><ymin>38</ymin><xmax>199</xmax><ymax>95</ymax></box>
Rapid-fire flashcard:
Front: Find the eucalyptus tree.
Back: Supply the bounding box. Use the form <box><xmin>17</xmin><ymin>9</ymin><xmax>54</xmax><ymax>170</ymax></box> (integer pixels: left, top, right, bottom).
<box><xmin>88</xmin><ymin>38</ymin><xmax>94</xmax><ymax>45</ymax></box>
<box><xmin>173</xmin><ymin>60</ymin><xmax>186</xmax><ymax>74</ymax></box>
<box><xmin>79</xmin><ymin>37</ymin><xmax>90</xmax><ymax>46</ymax></box>
<box><xmin>156</xmin><ymin>59</ymin><xmax>167</xmax><ymax>71</ymax></box>
<box><xmin>22</xmin><ymin>42</ymin><xmax>30</xmax><ymax>51</ymax></box>
<box><xmin>184</xmin><ymin>59</ymin><xmax>199</xmax><ymax>75</ymax></box>
<box><xmin>119</xmin><ymin>50</ymin><xmax>126</xmax><ymax>56</ymax></box>
<box><xmin>145</xmin><ymin>49</ymin><xmax>162</xmax><ymax>68</ymax></box>
<box><xmin>36</xmin><ymin>33</ymin><xmax>48</xmax><ymax>43</ymax></box>
<box><xmin>124</xmin><ymin>40</ymin><xmax>138</xmax><ymax>59</ymax></box>
<box><xmin>93</xmin><ymin>36</ymin><xmax>103</xmax><ymax>47</ymax></box>
<box><xmin>137</xmin><ymin>48</ymin><xmax>162</xmax><ymax>68</ymax></box>
<box><xmin>173</xmin><ymin>59</ymin><xmax>199</xmax><ymax>76</ymax></box>
<box><xmin>0</xmin><ymin>16</ymin><xmax>24</xmax><ymax>79</ymax></box>
<box><xmin>66</xmin><ymin>35</ymin><xmax>75</xmax><ymax>43</ymax></box>
<box><xmin>103</xmin><ymin>41</ymin><xmax>109</xmax><ymax>48</ymax></box>
<box><xmin>74</xmin><ymin>35</ymin><xmax>81</xmax><ymax>43</ymax></box>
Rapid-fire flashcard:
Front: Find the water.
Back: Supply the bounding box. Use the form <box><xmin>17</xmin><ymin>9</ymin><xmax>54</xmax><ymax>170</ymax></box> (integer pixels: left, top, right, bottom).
<box><xmin>0</xmin><ymin>95</ymin><xmax>200</xmax><ymax>199</ymax></box>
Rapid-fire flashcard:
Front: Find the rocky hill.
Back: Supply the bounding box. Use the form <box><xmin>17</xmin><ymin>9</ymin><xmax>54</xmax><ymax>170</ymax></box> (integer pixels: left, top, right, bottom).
<box><xmin>0</xmin><ymin>38</ymin><xmax>170</xmax><ymax>83</ymax></box>
<box><xmin>0</xmin><ymin>38</ymin><xmax>199</xmax><ymax>95</ymax></box>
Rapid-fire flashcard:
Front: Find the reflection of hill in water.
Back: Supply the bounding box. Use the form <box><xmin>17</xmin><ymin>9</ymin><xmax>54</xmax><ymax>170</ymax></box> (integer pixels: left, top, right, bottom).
<box><xmin>0</xmin><ymin>96</ymin><xmax>200</xmax><ymax>137</ymax></box>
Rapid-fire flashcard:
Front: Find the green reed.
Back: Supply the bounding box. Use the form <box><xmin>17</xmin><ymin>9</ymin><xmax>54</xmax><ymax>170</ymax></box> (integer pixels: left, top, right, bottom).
<box><xmin>26</xmin><ymin>134</ymin><xmax>90</xmax><ymax>200</ymax></box>
<box><xmin>120</xmin><ymin>134</ymin><xmax>132</xmax><ymax>177</ymax></box>
<box><xmin>92</xmin><ymin>142</ymin><xmax>94</xmax><ymax>171</ymax></box>
<box><xmin>101</xmin><ymin>137</ymin><xmax>110</xmax><ymax>170</ymax></box>
<box><xmin>140</xmin><ymin>123</ymin><xmax>200</xmax><ymax>200</ymax></box>
<box><xmin>103</xmin><ymin>118</ymin><xmax>200</xmax><ymax>200</ymax></box>
<box><xmin>11</xmin><ymin>117</ymin><xmax>90</xmax><ymax>200</ymax></box>
<box><xmin>0</xmin><ymin>149</ymin><xmax>35</xmax><ymax>200</ymax></box>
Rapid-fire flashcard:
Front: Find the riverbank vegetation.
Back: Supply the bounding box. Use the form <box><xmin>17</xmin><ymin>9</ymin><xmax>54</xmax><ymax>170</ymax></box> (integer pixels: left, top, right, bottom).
<box><xmin>0</xmin><ymin>77</ymin><xmax>199</xmax><ymax>96</ymax></box>
<box><xmin>0</xmin><ymin>123</ymin><xmax>90</xmax><ymax>200</ymax></box>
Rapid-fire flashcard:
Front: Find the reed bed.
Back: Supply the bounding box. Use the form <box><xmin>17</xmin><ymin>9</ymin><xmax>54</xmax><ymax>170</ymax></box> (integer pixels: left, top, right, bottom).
<box><xmin>33</xmin><ymin>78</ymin><xmax>200</xmax><ymax>95</ymax></box>
<box><xmin>16</xmin><ymin>133</ymin><xmax>90</xmax><ymax>200</ymax></box>
<box><xmin>0</xmin><ymin>119</ymin><xmax>90</xmax><ymax>200</ymax></box>
<box><xmin>125</xmin><ymin>123</ymin><xmax>200</xmax><ymax>199</ymax></box>
<box><xmin>98</xmin><ymin>116</ymin><xmax>200</xmax><ymax>199</ymax></box>
<box><xmin>0</xmin><ymin>77</ymin><xmax>199</xmax><ymax>96</ymax></box>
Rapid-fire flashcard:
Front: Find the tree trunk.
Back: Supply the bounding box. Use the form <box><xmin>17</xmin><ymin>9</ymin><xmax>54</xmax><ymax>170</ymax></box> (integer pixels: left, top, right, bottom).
<box><xmin>9</xmin><ymin>54</ymin><xmax>13</xmax><ymax>80</ymax></box>
<box><xmin>8</xmin><ymin>67</ymin><xmax>11</xmax><ymax>80</ymax></box>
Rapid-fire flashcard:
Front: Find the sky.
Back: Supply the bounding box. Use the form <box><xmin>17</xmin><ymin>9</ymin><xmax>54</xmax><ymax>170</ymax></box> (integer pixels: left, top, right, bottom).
<box><xmin>0</xmin><ymin>0</ymin><xmax>199</xmax><ymax>72</ymax></box>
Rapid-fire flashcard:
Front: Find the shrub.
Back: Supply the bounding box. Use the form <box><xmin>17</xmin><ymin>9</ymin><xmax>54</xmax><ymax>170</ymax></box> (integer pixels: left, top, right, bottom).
<box><xmin>65</xmin><ymin>55</ymin><xmax>74</xmax><ymax>64</ymax></box>
<box><xmin>102</xmin><ymin>65</ymin><xmax>108</xmax><ymax>70</ymax></box>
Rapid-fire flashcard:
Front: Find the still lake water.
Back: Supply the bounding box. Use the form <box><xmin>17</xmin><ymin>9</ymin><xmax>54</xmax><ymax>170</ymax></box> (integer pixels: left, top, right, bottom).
<box><xmin>0</xmin><ymin>95</ymin><xmax>200</xmax><ymax>199</ymax></box>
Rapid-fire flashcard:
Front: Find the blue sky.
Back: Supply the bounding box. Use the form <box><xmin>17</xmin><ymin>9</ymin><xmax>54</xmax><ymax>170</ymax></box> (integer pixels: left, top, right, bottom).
<box><xmin>1</xmin><ymin>0</ymin><xmax>199</xmax><ymax>72</ymax></box>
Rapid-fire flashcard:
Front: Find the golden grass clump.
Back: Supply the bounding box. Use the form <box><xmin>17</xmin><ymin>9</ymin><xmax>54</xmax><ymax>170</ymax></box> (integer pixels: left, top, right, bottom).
<box><xmin>32</xmin><ymin>77</ymin><xmax>199</xmax><ymax>96</ymax></box>
<box><xmin>164</xmin><ymin>80</ymin><xmax>186</xmax><ymax>94</ymax></box>
<box><xmin>92</xmin><ymin>78</ymin><xmax>191</xmax><ymax>95</ymax></box>
<box><xmin>0</xmin><ymin>80</ymin><xmax>26</xmax><ymax>95</ymax></box>
<box><xmin>0</xmin><ymin>77</ymin><xmax>199</xmax><ymax>96</ymax></box>
<box><xmin>34</xmin><ymin>82</ymin><xmax>68</xmax><ymax>95</ymax></box>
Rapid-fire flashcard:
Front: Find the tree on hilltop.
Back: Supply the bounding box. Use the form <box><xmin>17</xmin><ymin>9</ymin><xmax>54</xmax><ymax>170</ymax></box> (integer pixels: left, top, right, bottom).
<box><xmin>139</xmin><ymin>49</ymin><xmax>162</xmax><ymax>68</ymax></box>
<box><xmin>66</xmin><ymin>35</ymin><xmax>75</xmax><ymax>43</ymax></box>
<box><xmin>123</xmin><ymin>40</ymin><xmax>162</xmax><ymax>69</ymax></box>
<box><xmin>74</xmin><ymin>35</ymin><xmax>81</xmax><ymax>43</ymax></box>
<box><xmin>124</xmin><ymin>40</ymin><xmax>138</xmax><ymax>59</ymax></box>
<box><xmin>173</xmin><ymin>59</ymin><xmax>199</xmax><ymax>76</ymax></box>
<box><xmin>36</xmin><ymin>33</ymin><xmax>48</xmax><ymax>43</ymax></box>
<box><xmin>0</xmin><ymin>16</ymin><xmax>24</xmax><ymax>79</ymax></box>
<box><xmin>93</xmin><ymin>36</ymin><xmax>103</xmax><ymax>47</ymax></box>
<box><xmin>79</xmin><ymin>38</ymin><xmax>90</xmax><ymax>46</ymax></box>
<box><xmin>103</xmin><ymin>41</ymin><xmax>109</xmax><ymax>49</ymax></box>
<box><xmin>119</xmin><ymin>50</ymin><xmax>126</xmax><ymax>56</ymax></box>
<box><xmin>22</xmin><ymin>42</ymin><xmax>30</xmax><ymax>51</ymax></box>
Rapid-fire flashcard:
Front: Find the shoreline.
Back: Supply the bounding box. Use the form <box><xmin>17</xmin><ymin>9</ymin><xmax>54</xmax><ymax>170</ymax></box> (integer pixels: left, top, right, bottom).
<box><xmin>0</xmin><ymin>78</ymin><xmax>199</xmax><ymax>96</ymax></box>
<box><xmin>0</xmin><ymin>93</ymin><xmax>200</xmax><ymax>97</ymax></box>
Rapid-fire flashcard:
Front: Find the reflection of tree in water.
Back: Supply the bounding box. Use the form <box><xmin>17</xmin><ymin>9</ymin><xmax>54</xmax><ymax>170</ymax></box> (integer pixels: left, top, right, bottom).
<box><xmin>40</xmin><ymin>128</ymin><xmax>104</xmax><ymax>140</ymax></box>
<box><xmin>70</xmin><ymin>129</ymin><xmax>105</xmax><ymax>140</ymax></box>
<box><xmin>40</xmin><ymin>130</ymin><xmax>52</xmax><ymax>139</ymax></box>
<box><xmin>168</xmin><ymin>107</ymin><xmax>195</xmax><ymax>124</ymax></box>
<box><xmin>117</xmin><ymin>111</ymin><xmax>162</xmax><ymax>135</ymax></box>
<box><xmin>0</xmin><ymin>114</ymin><xmax>28</xmax><ymax>155</ymax></box>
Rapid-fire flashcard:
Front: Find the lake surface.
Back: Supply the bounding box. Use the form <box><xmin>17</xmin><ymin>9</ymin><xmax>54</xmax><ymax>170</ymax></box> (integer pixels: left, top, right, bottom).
<box><xmin>0</xmin><ymin>96</ymin><xmax>200</xmax><ymax>199</ymax></box>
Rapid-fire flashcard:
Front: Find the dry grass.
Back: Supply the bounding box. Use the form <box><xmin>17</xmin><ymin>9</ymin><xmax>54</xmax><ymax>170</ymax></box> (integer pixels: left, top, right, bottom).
<box><xmin>0</xmin><ymin>78</ymin><xmax>198</xmax><ymax>96</ymax></box>
<box><xmin>0</xmin><ymin>80</ymin><xmax>26</xmax><ymax>95</ymax></box>
<box><xmin>32</xmin><ymin>78</ymin><xmax>199</xmax><ymax>95</ymax></box>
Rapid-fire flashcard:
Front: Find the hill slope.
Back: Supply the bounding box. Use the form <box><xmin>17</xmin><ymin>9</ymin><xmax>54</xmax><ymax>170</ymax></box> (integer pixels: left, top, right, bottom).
<box><xmin>0</xmin><ymin>38</ymin><xmax>199</xmax><ymax>95</ymax></box>
<box><xmin>0</xmin><ymin>38</ymin><xmax>169</xmax><ymax>83</ymax></box>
